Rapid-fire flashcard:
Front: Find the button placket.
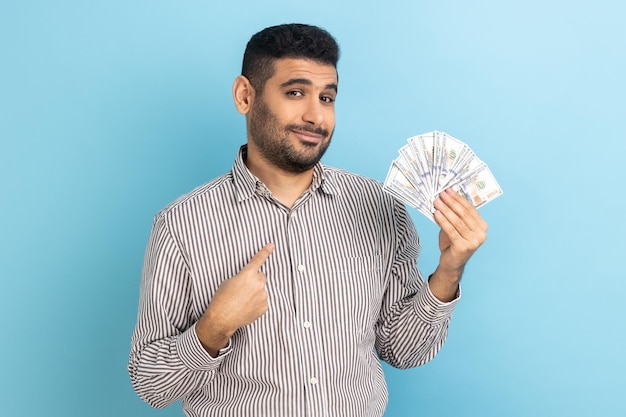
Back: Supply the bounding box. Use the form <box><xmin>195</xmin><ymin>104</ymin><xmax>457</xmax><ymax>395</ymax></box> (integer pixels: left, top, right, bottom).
<box><xmin>287</xmin><ymin>203</ymin><xmax>328</xmax><ymax>413</ymax></box>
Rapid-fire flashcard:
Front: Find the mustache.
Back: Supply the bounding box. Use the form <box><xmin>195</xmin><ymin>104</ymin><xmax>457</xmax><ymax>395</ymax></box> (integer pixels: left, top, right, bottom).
<box><xmin>285</xmin><ymin>123</ymin><xmax>330</xmax><ymax>138</ymax></box>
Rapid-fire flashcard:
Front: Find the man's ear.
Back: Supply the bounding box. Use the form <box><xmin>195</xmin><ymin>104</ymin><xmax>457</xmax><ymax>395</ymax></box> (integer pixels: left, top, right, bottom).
<box><xmin>232</xmin><ymin>75</ymin><xmax>255</xmax><ymax>114</ymax></box>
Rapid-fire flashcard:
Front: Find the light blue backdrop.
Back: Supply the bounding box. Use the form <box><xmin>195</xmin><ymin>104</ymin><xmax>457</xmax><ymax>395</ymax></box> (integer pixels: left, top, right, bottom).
<box><xmin>1</xmin><ymin>1</ymin><xmax>624</xmax><ymax>416</ymax></box>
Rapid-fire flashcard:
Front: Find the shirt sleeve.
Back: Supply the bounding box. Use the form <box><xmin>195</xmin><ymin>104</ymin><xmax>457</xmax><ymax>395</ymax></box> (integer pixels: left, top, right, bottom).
<box><xmin>375</xmin><ymin>199</ymin><xmax>460</xmax><ymax>369</ymax></box>
<box><xmin>128</xmin><ymin>213</ymin><xmax>231</xmax><ymax>408</ymax></box>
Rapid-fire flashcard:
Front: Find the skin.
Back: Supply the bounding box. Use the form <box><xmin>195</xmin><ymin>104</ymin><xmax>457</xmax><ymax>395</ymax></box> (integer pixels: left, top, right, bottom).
<box><xmin>195</xmin><ymin>58</ymin><xmax>487</xmax><ymax>356</ymax></box>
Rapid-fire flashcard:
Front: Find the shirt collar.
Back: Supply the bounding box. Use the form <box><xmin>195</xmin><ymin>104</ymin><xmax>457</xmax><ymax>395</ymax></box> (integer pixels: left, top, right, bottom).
<box><xmin>232</xmin><ymin>145</ymin><xmax>340</xmax><ymax>202</ymax></box>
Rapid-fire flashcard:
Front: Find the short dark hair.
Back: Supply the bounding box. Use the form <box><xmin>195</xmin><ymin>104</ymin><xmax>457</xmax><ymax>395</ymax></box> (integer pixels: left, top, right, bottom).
<box><xmin>242</xmin><ymin>23</ymin><xmax>340</xmax><ymax>93</ymax></box>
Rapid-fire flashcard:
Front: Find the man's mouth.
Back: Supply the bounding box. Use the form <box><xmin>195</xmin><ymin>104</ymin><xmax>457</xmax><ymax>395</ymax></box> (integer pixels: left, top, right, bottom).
<box><xmin>287</xmin><ymin>124</ymin><xmax>329</xmax><ymax>146</ymax></box>
<box><xmin>292</xmin><ymin>129</ymin><xmax>324</xmax><ymax>145</ymax></box>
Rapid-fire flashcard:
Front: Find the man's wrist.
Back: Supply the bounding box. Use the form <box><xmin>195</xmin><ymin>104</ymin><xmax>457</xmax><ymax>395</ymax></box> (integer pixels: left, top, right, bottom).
<box><xmin>195</xmin><ymin>312</ymin><xmax>234</xmax><ymax>357</ymax></box>
<box><xmin>428</xmin><ymin>266</ymin><xmax>462</xmax><ymax>302</ymax></box>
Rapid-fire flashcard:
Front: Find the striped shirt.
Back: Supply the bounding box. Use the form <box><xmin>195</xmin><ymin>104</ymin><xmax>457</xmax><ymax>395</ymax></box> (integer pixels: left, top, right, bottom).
<box><xmin>128</xmin><ymin>146</ymin><xmax>459</xmax><ymax>417</ymax></box>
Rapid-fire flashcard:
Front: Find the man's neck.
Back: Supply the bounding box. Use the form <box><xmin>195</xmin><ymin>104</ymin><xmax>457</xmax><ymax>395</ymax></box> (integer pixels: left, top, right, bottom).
<box><xmin>244</xmin><ymin>148</ymin><xmax>314</xmax><ymax>209</ymax></box>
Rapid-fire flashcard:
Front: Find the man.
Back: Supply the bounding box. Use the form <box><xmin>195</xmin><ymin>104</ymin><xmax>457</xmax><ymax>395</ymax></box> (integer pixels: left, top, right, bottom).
<box><xmin>129</xmin><ymin>23</ymin><xmax>487</xmax><ymax>416</ymax></box>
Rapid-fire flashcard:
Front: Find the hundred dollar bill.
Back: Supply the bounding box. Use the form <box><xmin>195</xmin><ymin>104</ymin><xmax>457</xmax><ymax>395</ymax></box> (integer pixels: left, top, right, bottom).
<box><xmin>408</xmin><ymin>134</ymin><xmax>435</xmax><ymax>195</ymax></box>
<box><xmin>397</xmin><ymin>145</ymin><xmax>430</xmax><ymax>199</ymax></box>
<box><xmin>448</xmin><ymin>164</ymin><xmax>503</xmax><ymax>208</ymax></box>
<box><xmin>383</xmin><ymin>162</ymin><xmax>435</xmax><ymax>221</ymax></box>
<box><xmin>440</xmin><ymin>132</ymin><xmax>475</xmax><ymax>187</ymax></box>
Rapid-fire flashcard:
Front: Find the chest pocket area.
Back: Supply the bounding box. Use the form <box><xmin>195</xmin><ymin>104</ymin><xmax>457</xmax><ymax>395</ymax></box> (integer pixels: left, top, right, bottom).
<box><xmin>322</xmin><ymin>255</ymin><xmax>385</xmax><ymax>338</ymax></box>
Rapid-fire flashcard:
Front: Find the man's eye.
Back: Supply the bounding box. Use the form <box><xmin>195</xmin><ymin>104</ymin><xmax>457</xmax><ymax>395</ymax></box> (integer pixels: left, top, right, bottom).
<box><xmin>287</xmin><ymin>91</ymin><xmax>303</xmax><ymax>97</ymax></box>
<box><xmin>321</xmin><ymin>95</ymin><xmax>335</xmax><ymax>103</ymax></box>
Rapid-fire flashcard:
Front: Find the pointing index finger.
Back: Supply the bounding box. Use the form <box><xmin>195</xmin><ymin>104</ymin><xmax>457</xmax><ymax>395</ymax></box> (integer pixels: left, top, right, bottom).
<box><xmin>244</xmin><ymin>243</ymin><xmax>275</xmax><ymax>271</ymax></box>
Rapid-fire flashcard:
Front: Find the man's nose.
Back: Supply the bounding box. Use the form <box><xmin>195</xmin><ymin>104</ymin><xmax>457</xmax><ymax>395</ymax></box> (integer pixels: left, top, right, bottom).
<box><xmin>302</xmin><ymin>98</ymin><xmax>324</xmax><ymax>125</ymax></box>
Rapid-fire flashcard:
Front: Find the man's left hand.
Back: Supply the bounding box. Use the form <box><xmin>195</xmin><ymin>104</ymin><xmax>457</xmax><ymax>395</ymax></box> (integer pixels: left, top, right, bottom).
<box><xmin>429</xmin><ymin>188</ymin><xmax>488</xmax><ymax>301</ymax></box>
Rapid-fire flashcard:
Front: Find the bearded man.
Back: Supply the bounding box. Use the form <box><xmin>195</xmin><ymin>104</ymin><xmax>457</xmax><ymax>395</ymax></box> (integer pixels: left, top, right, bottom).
<box><xmin>129</xmin><ymin>23</ymin><xmax>487</xmax><ymax>417</ymax></box>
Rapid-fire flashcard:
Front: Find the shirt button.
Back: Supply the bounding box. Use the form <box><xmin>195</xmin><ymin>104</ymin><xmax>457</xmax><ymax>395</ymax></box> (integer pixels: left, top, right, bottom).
<box><xmin>310</xmin><ymin>377</ymin><xmax>318</xmax><ymax>385</ymax></box>
<box><xmin>423</xmin><ymin>305</ymin><xmax>432</xmax><ymax>313</ymax></box>
<box><xmin>297</xmin><ymin>264</ymin><xmax>305</xmax><ymax>272</ymax></box>
<box><xmin>303</xmin><ymin>321</ymin><xmax>311</xmax><ymax>329</ymax></box>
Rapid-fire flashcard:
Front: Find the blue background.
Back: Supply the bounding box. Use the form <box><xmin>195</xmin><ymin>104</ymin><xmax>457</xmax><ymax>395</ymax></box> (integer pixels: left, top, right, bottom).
<box><xmin>1</xmin><ymin>1</ymin><xmax>624</xmax><ymax>416</ymax></box>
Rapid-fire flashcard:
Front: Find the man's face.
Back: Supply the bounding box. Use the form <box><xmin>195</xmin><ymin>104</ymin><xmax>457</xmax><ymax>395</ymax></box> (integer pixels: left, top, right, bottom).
<box><xmin>247</xmin><ymin>58</ymin><xmax>338</xmax><ymax>173</ymax></box>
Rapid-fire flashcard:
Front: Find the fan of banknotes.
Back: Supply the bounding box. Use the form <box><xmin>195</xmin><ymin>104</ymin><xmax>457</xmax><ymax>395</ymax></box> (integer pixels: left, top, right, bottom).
<box><xmin>383</xmin><ymin>131</ymin><xmax>503</xmax><ymax>222</ymax></box>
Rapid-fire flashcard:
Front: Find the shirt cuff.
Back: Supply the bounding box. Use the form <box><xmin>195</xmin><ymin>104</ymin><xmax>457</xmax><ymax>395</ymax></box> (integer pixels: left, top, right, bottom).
<box><xmin>413</xmin><ymin>281</ymin><xmax>461</xmax><ymax>325</ymax></box>
<box><xmin>176</xmin><ymin>323</ymin><xmax>232</xmax><ymax>371</ymax></box>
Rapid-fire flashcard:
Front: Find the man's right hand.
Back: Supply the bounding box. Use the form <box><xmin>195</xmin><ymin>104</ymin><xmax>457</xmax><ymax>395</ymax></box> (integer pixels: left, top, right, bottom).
<box><xmin>195</xmin><ymin>243</ymin><xmax>275</xmax><ymax>356</ymax></box>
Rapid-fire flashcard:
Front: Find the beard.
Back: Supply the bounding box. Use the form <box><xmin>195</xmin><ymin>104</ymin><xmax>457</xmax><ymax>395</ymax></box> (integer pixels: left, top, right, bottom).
<box><xmin>248</xmin><ymin>97</ymin><xmax>333</xmax><ymax>173</ymax></box>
